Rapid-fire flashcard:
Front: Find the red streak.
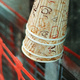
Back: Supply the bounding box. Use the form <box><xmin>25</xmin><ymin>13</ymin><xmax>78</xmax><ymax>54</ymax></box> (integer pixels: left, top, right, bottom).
<box><xmin>0</xmin><ymin>0</ymin><xmax>27</xmax><ymax>23</ymax></box>
<box><xmin>0</xmin><ymin>74</ymin><xmax>4</xmax><ymax>80</ymax></box>
<box><xmin>48</xmin><ymin>1</ymin><xmax>55</xmax><ymax>3</ymax></box>
<box><xmin>64</xmin><ymin>46</ymin><xmax>80</xmax><ymax>60</ymax></box>
<box><xmin>0</xmin><ymin>38</ymin><xmax>35</xmax><ymax>80</ymax></box>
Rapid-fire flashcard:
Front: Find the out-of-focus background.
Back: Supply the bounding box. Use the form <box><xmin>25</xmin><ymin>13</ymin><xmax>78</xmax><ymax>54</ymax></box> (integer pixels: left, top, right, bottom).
<box><xmin>0</xmin><ymin>0</ymin><xmax>80</xmax><ymax>80</ymax></box>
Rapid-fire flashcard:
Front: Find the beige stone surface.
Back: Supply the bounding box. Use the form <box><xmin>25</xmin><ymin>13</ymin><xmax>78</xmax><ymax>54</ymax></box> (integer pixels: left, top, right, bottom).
<box><xmin>22</xmin><ymin>46</ymin><xmax>62</xmax><ymax>62</ymax></box>
<box><xmin>27</xmin><ymin>0</ymin><xmax>69</xmax><ymax>39</ymax></box>
<box><xmin>23</xmin><ymin>36</ymin><xmax>63</xmax><ymax>57</ymax></box>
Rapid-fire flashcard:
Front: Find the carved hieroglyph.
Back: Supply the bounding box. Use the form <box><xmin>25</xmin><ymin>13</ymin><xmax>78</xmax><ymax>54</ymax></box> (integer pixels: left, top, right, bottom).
<box><xmin>22</xmin><ymin>0</ymin><xmax>69</xmax><ymax>62</ymax></box>
<box><xmin>27</xmin><ymin>0</ymin><xmax>69</xmax><ymax>39</ymax></box>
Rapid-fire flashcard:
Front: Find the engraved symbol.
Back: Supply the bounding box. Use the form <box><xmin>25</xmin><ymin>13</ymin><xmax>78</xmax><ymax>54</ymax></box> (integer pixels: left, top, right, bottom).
<box><xmin>40</xmin><ymin>6</ymin><xmax>52</xmax><ymax>14</ymax></box>
<box><xmin>43</xmin><ymin>15</ymin><xmax>48</xmax><ymax>18</ymax></box>
<box><xmin>61</xmin><ymin>1</ymin><xmax>66</xmax><ymax>4</ymax></box>
<box><xmin>62</xmin><ymin>10</ymin><xmax>68</xmax><ymax>22</ymax></box>
<box><xmin>33</xmin><ymin>0</ymin><xmax>40</xmax><ymax>16</ymax></box>
<box><xmin>48</xmin><ymin>46</ymin><xmax>56</xmax><ymax>53</ymax></box>
<box><xmin>52</xmin><ymin>16</ymin><xmax>58</xmax><ymax>22</ymax></box>
<box><xmin>31</xmin><ymin>25</ymin><xmax>39</xmax><ymax>33</ymax></box>
<box><xmin>48</xmin><ymin>1</ymin><xmax>55</xmax><ymax>3</ymax></box>
<box><xmin>40</xmin><ymin>31</ymin><xmax>49</xmax><ymax>38</ymax></box>
<box><xmin>62</xmin><ymin>25</ymin><xmax>67</xmax><ymax>36</ymax></box>
<box><xmin>49</xmin><ymin>26</ymin><xmax>59</xmax><ymax>39</ymax></box>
